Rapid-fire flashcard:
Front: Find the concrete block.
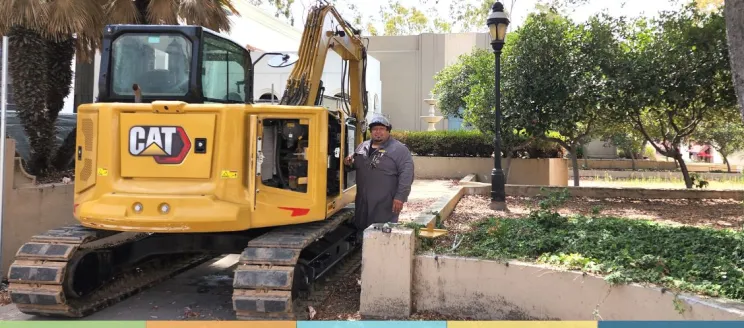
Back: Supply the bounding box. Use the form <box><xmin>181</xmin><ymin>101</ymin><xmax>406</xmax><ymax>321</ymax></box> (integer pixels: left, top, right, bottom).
<box><xmin>359</xmin><ymin>224</ymin><xmax>415</xmax><ymax>319</ymax></box>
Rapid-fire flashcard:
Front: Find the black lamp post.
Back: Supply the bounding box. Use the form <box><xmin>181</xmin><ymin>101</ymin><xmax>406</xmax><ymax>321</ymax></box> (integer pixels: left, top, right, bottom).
<box><xmin>487</xmin><ymin>1</ymin><xmax>510</xmax><ymax>211</ymax></box>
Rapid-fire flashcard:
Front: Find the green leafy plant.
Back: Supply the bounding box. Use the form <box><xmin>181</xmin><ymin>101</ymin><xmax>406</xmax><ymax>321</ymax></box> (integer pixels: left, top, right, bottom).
<box><xmin>450</xmin><ymin>202</ymin><xmax>744</xmax><ymax>302</ymax></box>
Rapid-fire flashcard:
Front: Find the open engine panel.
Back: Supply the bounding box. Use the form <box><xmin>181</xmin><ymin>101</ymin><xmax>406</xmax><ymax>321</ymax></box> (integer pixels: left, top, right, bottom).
<box><xmin>260</xmin><ymin>118</ymin><xmax>310</xmax><ymax>193</ymax></box>
<box><xmin>258</xmin><ymin>111</ymin><xmax>357</xmax><ymax>198</ymax></box>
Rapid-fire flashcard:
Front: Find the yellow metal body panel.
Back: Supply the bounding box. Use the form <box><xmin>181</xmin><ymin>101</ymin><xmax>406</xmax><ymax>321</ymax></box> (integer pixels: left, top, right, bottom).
<box><xmin>73</xmin><ymin>101</ymin><xmax>357</xmax><ymax>233</ymax></box>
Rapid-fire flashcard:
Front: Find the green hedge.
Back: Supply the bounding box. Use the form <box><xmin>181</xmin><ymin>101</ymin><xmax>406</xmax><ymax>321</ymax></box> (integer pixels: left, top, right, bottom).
<box><xmin>391</xmin><ymin>130</ymin><xmax>493</xmax><ymax>157</ymax></box>
<box><xmin>383</xmin><ymin>130</ymin><xmax>565</xmax><ymax>158</ymax></box>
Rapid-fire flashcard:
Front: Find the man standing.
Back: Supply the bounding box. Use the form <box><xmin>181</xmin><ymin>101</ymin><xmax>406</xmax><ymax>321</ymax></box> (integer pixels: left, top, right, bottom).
<box><xmin>344</xmin><ymin>115</ymin><xmax>415</xmax><ymax>231</ymax></box>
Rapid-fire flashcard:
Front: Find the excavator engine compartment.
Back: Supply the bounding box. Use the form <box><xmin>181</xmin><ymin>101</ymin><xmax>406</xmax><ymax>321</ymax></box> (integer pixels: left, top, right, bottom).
<box><xmin>260</xmin><ymin>118</ymin><xmax>311</xmax><ymax>192</ymax></box>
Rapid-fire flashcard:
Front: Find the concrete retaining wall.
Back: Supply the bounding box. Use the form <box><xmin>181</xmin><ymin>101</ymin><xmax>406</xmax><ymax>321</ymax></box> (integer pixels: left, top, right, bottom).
<box><xmin>504</xmin><ymin>185</ymin><xmax>744</xmax><ymax>200</ymax></box>
<box><xmin>359</xmin><ymin>227</ymin><xmax>744</xmax><ymax>320</ymax></box>
<box><xmin>412</xmin><ymin>255</ymin><xmax>744</xmax><ymax>320</ymax></box>
<box><xmin>569</xmin><ymin>159</ymin><xmax>678</xmax><ymax>170</ymax></box>
<box><xmin>459</xmin><ymin>183</ymin><xmax>744</xmax><ymax>200</ymax></box>
<box><xmin>1</xmin><ymin>139</ymin><xmax>77</xmax><ymax>277</ymax></box>
<box><xmin>413</xmin><ymin>157</ymin><xmax>568</xmax><ymax>186</ymax></box>
<box><xmin>571</xmin><ymin>169</ymin><xmax>744</xmax><ymax>181</ymax></box>
<box><xmin>568</xmin><ymin>159</ymin><xmax>735</xmax><ymax>172</ymax></box>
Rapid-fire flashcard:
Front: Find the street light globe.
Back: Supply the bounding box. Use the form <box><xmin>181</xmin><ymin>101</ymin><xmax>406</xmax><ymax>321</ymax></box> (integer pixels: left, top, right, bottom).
<box><xmin>487</xmin><ymin>2</ymin><xmax>510</xmax><ymax>44</ymax></box>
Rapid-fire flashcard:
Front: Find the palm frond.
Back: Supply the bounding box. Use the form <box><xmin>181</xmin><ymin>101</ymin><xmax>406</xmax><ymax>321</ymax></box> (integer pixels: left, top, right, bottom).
<box><xmin>104</xmin><ymin>0</ymin><xmax>140</xmax><ymax>24</ymax></box>
<box><xmin>0</xmin><ymin>0</ymin><xmax>51</xmax><ymax>35</ymax></box>
<box><xmin>219</xmin><ymin>0</ymin><xmax>241</xmax><ymax>17</ymax></box>
<box><xmin>46</xmin><ymin>0</ymin><xmax>106</xmax><ymax>40</ymax></box>
<box><xmin>179</xmin><ymin>0</ymin><xmax>232</xmax><ymax>32</ymax></box>
<box><xmin>148</xmin><ymin>0</ymin><xmax>180</xmax><ymax>25</ymax></box>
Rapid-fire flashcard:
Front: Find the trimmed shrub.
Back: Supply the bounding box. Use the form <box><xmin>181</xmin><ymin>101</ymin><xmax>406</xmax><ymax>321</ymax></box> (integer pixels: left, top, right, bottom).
<box><xmin>368</xmin><ymin>130</ymin><xmax>565</xmax><ymax>158</ymax></box>
<box><xmin>391</xmin><ymin>130</ymin><xmax>493</xmax><ymax>157</ymax></box>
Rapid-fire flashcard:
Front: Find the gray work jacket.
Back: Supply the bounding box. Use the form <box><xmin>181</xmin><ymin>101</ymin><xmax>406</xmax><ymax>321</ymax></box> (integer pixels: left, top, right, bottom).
<box><xmin>350</xmin><ymin>136</ymin><xmax>415</xmax><ymax>230</ymax></box>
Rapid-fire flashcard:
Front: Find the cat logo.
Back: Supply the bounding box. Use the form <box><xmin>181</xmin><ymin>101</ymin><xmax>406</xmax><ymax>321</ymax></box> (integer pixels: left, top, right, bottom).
<box><xmin>129</xmin><ymin>126</ymin><xmax>191</xmax><ymax>164</ymax></box>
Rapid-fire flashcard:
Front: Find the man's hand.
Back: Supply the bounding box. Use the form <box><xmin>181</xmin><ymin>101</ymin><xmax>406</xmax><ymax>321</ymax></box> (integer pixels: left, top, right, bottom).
<box><xmin>344</xmin><ymin>154</ymin><xmax>354</xmax><ymax>166</ymax></box>
<box><xmin>392</xmin><ymin>199</ymin><xmax>404</xmax><ymax>214</ymax></box>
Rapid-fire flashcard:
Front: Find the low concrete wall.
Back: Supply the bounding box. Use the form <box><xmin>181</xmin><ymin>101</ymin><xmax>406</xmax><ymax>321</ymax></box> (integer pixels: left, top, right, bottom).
<box><xmin>1</xmin><ymin>139</ymin><xmax>77</xmax><ymax>277</ymax></box>
<box><xmin>572</xmin><ymin>169</ymin><xmax>744</xmax><ymax>181</ymax></box>
<box><xmin>359</xmin><ymin>227</ymin><xmax>744</xmax><ymax>320</ymax></box>
<box><xmin>507</xmin><ymin>185</ymin><xmax>744</xmax><ymax>200</ymax></box>
<box><xmin>413</xmin><ymin>255</ymin><xmax>744</xmax><ymax>320</ymax></box>
<box><xmin>413</xmin><ymin>157</ymin><xmax>568</xmax><ymax>186</ymax></box>
<box><xmin>569</xmin><ymin>159</ymin><xmax>678</xmax><ymax>170</ymax></box>
<box><xmin>569</xmin><ymin>159</ymin><xmax>738</xmax><ymax>172</ymax></box>
<box><xmin>460</xmin><ymin>183</ymin><xmax>744</xmax><ymax>201</ymax></box>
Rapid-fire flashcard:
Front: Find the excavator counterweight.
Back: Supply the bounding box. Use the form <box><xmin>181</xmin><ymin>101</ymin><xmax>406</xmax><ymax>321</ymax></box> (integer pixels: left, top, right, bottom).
<box><xmin>7</xmin><ymin>3</ymin><xmax>369</xmax><ymax>320</ymax></box>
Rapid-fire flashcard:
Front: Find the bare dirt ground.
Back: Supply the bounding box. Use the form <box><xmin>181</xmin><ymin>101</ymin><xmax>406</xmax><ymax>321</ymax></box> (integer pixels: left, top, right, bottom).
<box><xmin>398</xmin><ymin>197</ymin><xmax>439</xmax><ymax>222</ymax></box>
<box><xmin>311</xmin><ymin>267</ymin><xmax>471</xmax><ymax>321</ymax></box>
<box><xmin>443</xmin><ymin>194</ymin><xmax>744</xmax><ymax>236</ymax></box>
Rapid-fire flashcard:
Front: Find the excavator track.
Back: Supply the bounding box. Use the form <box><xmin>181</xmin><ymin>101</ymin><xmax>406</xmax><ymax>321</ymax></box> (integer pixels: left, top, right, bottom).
<box><xmin>7</xmin><ymin>225</ymin><xmax>215</xmax><ymax>317</ymax></box>
<box><xmin>7</xmin><ymin>206</ymin><xmax>362</xmax><ymax>319</ymax></box>
<box><xmin>232</xmin><ymin>205</ymin><xmax>362</xmax><ymax>320</ymax></box>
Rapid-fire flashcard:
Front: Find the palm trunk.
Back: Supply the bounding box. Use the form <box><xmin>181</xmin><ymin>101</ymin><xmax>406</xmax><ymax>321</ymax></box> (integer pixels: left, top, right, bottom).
<box><xmin>8</xmin><ymin>26</ymin><xmax>53</xmax><ymax>177</ymax></box>
<box><xmin>46</xmin><ymin>37</ymin><xmax>77</xmax><ymax>171</ymax></box>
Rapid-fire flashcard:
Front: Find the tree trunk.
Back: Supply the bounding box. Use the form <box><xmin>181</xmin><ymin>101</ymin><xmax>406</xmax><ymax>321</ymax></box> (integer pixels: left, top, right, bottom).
<box><xmin>723</xmin><ymin>154</ymin><xmax>731</xmax><ymax>173</ymax></box>
<box><xmin>569</xmin><ymin>143</ymin><xmax>580</xmax><ymax>186</ymax></box>
<box><xmin>8</xmin><ymin>26</ymin><xmax>53</xmax><ymax>177</ymax></box>
<box><xmin>580</xmin><ymin>142</ymin><xmax>588</xmax><ymax>168</ymax></box>
<box><xmin>674</xmin><ymin>151</ymin><xmax>693</xmax><ymax>188</ymax></box>
<box><xmin>504</xmin><ymin>153</ymin><xmax>513</xmax><ymax>183</ymax></box>
<box><xmin>629</xmin><ymin>149</ymin><xmax>636</xmax><ymax>170</ymax></box>
<box><xmin>725</xmin><ymin>0</ymin><xmax>744</xmax><ymax>121</ymax></box>
<box><xmin>46</xmin><ymin>37</ymin><xmax>77</xmax><ymax>171</ymax></box>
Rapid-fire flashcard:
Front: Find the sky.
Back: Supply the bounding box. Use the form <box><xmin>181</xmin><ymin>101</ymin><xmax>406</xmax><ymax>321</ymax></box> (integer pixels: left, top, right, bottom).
<box><xmin>242</xmin><ymin>0</ymin><xmax>687</xmax><ymax>34</ymax></box>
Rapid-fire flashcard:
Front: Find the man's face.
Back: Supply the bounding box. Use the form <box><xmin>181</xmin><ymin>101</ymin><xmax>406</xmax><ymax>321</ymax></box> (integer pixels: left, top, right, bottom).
<box><xmin>370</xmin><ymin>125</ymin><xmax>390</xmax><ymax>142</ymax></box>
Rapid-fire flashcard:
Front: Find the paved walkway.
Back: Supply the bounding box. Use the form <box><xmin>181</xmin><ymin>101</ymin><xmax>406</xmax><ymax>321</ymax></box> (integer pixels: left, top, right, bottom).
<box><xmin>0</xmin><ymin>179</ymin><xmax>457</xmax><ymax>321</ymax></box>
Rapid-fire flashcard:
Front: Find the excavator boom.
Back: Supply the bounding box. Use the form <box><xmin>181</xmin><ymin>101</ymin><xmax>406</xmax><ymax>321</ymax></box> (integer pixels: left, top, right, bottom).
<box><xmin>281</xmin><ymin>4</ymin><xmax>369</xmax><ymax>141</ymax></box>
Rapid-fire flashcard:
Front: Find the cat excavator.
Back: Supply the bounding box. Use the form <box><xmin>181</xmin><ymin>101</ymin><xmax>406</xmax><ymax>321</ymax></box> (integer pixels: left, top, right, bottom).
<box><xmin>6</xmin><ymin>2</ymin><xmax>370</xmax><ymax>320</ymax></box>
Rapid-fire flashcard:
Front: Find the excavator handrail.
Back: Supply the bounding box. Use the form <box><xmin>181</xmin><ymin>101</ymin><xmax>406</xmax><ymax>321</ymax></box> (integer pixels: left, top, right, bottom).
<box><xmin>279</xmin><ymin>2</ymin><xmax>368</xmax><ymax>127</ymax></box>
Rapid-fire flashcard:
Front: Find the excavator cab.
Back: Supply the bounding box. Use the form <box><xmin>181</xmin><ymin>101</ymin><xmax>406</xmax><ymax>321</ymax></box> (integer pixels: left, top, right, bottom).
<box><xmin>97</xmin><ymin>24</ymin><xmax>254</xmax><ymax>104</ymax></box>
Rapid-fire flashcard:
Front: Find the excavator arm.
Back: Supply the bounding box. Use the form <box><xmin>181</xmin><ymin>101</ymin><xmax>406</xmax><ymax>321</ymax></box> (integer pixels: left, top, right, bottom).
<box><xmin>280</xmin><ymin>3</ymin><xmax>369</xmax><ymax>139</ymax></box>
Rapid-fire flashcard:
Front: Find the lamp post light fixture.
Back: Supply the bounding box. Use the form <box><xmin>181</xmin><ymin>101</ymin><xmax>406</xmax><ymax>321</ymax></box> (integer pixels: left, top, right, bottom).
<box><xmin>487</xmin><ymin>1</ymin><xmax>510</xmax><ymax>211</ymax></box>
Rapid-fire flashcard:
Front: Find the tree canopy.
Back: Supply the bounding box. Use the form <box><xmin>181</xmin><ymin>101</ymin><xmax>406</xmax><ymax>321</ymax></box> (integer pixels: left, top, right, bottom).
<box><xmin>431</xmin><ymin>1</ymin><xmax>737</xmax><ymax>188</ymax></box>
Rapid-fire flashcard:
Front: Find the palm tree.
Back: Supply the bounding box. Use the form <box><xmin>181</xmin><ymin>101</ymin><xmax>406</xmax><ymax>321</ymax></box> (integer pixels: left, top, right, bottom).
<box><xmin>0</xmin><ymin>0</ymin><xmax>240</xmax><ymax>178</ymax></box>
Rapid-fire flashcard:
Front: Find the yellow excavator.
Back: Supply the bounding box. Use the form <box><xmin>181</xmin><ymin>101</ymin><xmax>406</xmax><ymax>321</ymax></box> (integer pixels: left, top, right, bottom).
<box><xmin>7</xmin><ymin>2</ymin><xmax>369</xmax><ymax>320</ymax></box>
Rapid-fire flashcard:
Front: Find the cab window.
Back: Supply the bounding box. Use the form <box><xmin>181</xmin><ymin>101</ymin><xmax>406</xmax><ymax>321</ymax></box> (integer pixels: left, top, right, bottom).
<box><xmin>202</xmin><ymin>34</ymin><xmax>247</xmax><ymax>103</ymax></box>
<box><xmin>111</xmin><ymin>33</ymin><xmax>192</xmax><ymax>97</ymax></box>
